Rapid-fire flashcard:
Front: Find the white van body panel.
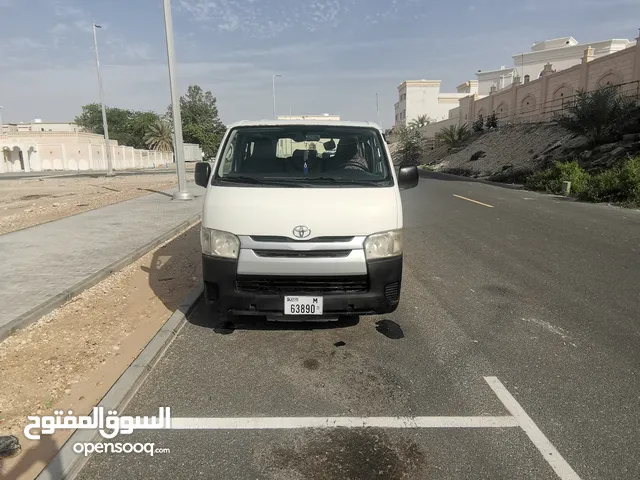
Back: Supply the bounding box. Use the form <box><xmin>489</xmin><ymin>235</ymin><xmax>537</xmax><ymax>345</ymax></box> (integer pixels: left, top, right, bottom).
<box><xmin>201</xmin><ymin>186</ymin><xmax>400</xmax><ymax>237</ymax></box>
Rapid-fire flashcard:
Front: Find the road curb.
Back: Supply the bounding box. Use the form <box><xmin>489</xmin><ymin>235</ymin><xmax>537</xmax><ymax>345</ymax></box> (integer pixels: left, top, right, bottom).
<box><xmin>0</xmin><ymin>214</ymin><xmax>201</xmax><ymax>342</ymax></box>
<box><xmin>34</xmin><ymin>283</ymin><xmax>204</xmax><ymax>480</ymax></box>
<box><xmin>418</xmin><ymin>169</ymin><xmax>525</xmax><ymax>190</ymax></box>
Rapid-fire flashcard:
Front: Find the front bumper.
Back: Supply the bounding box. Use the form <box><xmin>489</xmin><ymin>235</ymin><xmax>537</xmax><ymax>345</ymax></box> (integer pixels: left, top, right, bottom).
<box><xmin>202</xmin><ymin>254</ymin><xmax>402</xmax><ymax>316</ymax></box>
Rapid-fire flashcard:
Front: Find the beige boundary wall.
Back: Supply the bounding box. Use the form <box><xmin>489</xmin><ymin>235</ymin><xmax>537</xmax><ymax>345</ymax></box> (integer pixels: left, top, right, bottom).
<box><xmin>423</xmin><ymin>36</ymin><xmax>640</xmax><ymax>139</ymax></box>
<box><xmin>0</xmin><ymin>131</ymin><xmax>174</xmax><ymax>174</ymax></box>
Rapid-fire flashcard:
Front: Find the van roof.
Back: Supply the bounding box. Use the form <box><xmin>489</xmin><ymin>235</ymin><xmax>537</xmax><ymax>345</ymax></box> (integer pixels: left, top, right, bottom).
<box><xmin>227</xmin><ymin>119</ymin><xmax>382</xmax><ymax>130</ymax></box>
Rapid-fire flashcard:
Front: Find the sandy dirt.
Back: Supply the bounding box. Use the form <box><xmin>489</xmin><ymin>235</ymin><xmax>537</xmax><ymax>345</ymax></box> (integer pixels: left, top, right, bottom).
<box><xmin>0</xmin><ymin>173</ymin><xmax>181</xmax><ymax>235</ymax></box>
<box><xmin>0</xmin><ymin>223</ymin><xmax>202</xmax><ymax>479</ymax></box>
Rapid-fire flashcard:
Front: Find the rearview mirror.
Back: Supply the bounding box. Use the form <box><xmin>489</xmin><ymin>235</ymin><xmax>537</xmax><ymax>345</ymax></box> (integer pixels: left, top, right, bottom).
<box><xmin>398</xmin><ymin>165</ymin><xmax>419</xmax><ymax>190</ymax></box>
<box><xmin>194</xmin><ymin>161</ymin><xmax>212</xmax><ymax>188</ymax></box>
<box><xmin>323</xmin><ymin>139</ymin><xmax>336</xmax><ymax>150</ymax></box>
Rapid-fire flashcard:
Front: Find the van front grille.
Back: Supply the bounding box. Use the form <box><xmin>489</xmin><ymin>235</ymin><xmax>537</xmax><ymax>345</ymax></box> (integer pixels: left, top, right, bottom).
<box><xmin>250</xmin><ymin>235</ymin><xmax>355</xmax><ymax>243</ymax></box>
<box><xmin>236</xmin><ymin>275</ymin><xmax>368</xmax><ymax>294</ymax></box>
<box><xmin>253</xmin><ymin>249</ymin><xmax>351</xmax><ymax>258</ymax></box>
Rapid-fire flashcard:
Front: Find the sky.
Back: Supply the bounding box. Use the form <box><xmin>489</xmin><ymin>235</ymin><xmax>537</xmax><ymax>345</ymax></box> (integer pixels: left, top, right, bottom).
<box><xmin>0</xmin><ymin>0</ymin><xmax>638</xmax><ymax>128</ymax></box>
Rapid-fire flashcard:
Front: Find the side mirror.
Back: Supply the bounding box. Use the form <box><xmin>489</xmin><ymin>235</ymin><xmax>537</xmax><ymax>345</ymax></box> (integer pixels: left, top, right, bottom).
<box><xmin>398</xmin><ymin>165</ymin><xmax>419</xmax><ymax>190</ymax></box>
<box><xmin>194</xmin><ymin>161</ymin><xmax>212</xmax><ymax>188</ymax></box>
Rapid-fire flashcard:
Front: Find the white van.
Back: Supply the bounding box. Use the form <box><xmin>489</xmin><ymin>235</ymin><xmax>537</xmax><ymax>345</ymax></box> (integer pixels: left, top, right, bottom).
<box><xmin>194</xmin><ymin>120</ymin><xmax>419</xmax><ymax>323</ymax></box>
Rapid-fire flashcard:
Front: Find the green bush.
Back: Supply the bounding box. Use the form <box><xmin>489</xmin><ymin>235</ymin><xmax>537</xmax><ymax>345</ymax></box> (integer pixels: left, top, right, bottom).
<box><xmin>486</xmin><ymin>112</ymin><xmax>498</xmax><ymax>129</ymax></box>
<box><xmin>555</xmin><ymin>85</ymin><xmax>637</xmax><ymax>145</ymax></box>
<box><xmin>436</xmin><ymin>124</ymin><xmax>472</xmax><ymax>148</ymax></box>
<box><xmin>473</xmin><ymin>114</ymin><xmax>484</xmax><ymax>133</ymax></box>
<box><xmin>525</xmin><ymin>160</ymin><xmax>589</xmax><ymax>194</ymax></box>
<box><xmin>580</xmin><ymin>156</ymin><xmax>640</xmax><ymax>205</ymax></box>
<box><xmin>394</xmin><ymin>126</ymin><xmax>424</xmax><ymax>165</ymax></box>
<box><xmin>580</xmin><ymin>168</ymin><xmax>621</xmax><ymax>202</ymax></box>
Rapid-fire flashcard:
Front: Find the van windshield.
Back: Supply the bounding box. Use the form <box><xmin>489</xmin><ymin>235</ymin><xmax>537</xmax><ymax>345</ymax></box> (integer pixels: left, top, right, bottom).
<box><xmin>213</xmin><ymin>126</ymin><xmax>394</xmax><ymax>187</ymax></box>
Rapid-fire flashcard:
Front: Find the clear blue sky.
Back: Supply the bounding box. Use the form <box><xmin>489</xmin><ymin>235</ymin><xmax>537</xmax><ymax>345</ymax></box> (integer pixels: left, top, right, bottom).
<box><xmin>1</xmin><ymin>0</ymin><xmax>638</xmax><ymax>127</ymax></box>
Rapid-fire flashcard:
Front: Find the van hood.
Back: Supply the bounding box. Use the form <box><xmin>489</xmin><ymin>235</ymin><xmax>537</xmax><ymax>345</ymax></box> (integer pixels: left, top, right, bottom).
<box><xmin>202</xmin><ymin>186</ymin><xmax>400</xmax><ymax>238</ymax></box>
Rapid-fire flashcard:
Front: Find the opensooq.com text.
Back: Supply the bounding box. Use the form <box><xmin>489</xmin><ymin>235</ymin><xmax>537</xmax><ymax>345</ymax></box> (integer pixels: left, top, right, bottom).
<box><xmin>73</xmin><ymin>442</ymin><xmax>170</xmax><ymax>457</ymax></box>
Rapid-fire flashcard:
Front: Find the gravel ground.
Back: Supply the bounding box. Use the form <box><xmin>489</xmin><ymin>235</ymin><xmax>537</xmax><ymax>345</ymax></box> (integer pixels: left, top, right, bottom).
<box><xmin>0</xmin><ymin>173</ymin><xmax>181</xmax><ymax>235</ymax></box>
<box><xmin>417</xmin><ymin>124</ymin><xmax>589</xmax><ymax>177</ymax></box>
<box><xmin>0</xmin><ymin>224</ymin><xmax>201</xmax><ymax>479</ymax></box>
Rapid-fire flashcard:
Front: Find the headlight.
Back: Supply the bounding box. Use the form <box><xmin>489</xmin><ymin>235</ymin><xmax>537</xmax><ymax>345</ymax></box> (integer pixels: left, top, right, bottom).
<box><xmin>364</xmin><ymin>230</ymin><xmax>403</xmax><ymax>260</ymax></box>
<box><xmin>201</xmin><ymin>228</ymin><xmax>240</xmax><ymax>259</ymax></box>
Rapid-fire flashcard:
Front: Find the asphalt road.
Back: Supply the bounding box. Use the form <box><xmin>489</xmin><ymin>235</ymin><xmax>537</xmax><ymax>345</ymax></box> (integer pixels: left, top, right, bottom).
<box><xmin>77</xmin><ymin>173</ymin><xmax>640</xmax><ymax>480</ymax></box>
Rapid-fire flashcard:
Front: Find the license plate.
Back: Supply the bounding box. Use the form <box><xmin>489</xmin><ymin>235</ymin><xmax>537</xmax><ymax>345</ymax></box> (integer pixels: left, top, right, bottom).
<box><xmin>284</xmin><ymin>296</ymin><xmax>323</xmax><ymax>315</ymax></box>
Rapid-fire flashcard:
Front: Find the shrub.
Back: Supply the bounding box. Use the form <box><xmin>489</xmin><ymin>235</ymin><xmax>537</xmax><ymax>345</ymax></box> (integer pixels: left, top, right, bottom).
<box><xmin>473</xmin><ymin>114</ymin><xmax>484</xmax><ymax>133</ymax></box>
<box><xmin>486</xmin><ymin>112</ymin><xmax>498</xmax><ymax>129</ymax></box>
<box><xmin>394</xmin><ymin>126</ymin><xmax>423</xmax><ymax>165</ymax></box>
<box><xmin>555</xmin><ymin>85</ymin><xmax>637</xmax><ymax>145</ymax></box>
<box><xmin>580</xmin><ymin>156</ymin><xmax>640</xmax><ymax>205</ymax></box>
<box><xmin>525</xmin><ymin>160</ymin><xmax>589</xmax><ymax>194</ymax></box>
<box><xmin>436</xmin><ymin>124</ymin><xmax>472</xmax><ymax>148</ymax></box>
<box><xmin>580</xmin><ymin>168</ymin><xmax>622</xmax><ymax>203</ymax></box>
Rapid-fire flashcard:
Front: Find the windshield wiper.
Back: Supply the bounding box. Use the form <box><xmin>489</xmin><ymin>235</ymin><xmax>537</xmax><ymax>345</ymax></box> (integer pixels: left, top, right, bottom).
<box><xmin>308</xmin><ymin>176</ymin><xmax>388</xmax><ymax>186</ymax></box>
<box><xmin>219</xmin><ymin>176</ymin><xmax>305</xmax><ymax>187</ymax></box>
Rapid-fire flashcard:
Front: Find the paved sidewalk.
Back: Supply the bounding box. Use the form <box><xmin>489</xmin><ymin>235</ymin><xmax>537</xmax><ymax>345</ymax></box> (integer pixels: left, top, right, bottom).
<box><xmin>0</xmin><ymin>183</ymin><xmax>205</xmax><ymax>340</ymax></box>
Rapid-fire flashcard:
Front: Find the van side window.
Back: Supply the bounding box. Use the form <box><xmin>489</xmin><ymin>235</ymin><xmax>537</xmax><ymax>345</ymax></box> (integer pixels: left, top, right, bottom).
<box><xmin>220</xmin><ymin>130</ymin><xmax>237</xmax><ymax>174</ymax></box>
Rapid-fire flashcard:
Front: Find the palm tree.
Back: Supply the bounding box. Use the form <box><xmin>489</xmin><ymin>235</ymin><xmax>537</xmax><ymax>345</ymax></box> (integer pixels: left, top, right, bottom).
<box><xmin>435</xmin><ymin>124</ymin><xmax>472</xmax><ymax>148</ymax></box>
<box><xmin>409</xmin><ymin>114</ymin><xmax>431</xmax><ymax>129</ymax></box>
<box><xmin>555</xmin><ymin>84</ymin><xmax>636</xmax><ymax>146</ymax></box>
<box><xmin>144</xmin><ymin>119</ymin><xmax>173</xmax><ymax>151</ymax></box>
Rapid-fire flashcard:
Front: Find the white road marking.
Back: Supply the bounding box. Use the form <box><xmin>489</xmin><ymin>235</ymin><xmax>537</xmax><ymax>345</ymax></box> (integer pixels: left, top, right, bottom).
<box><xmin>169</xmin><ymin>378</ymin><xmax>580</xmax><ymax>480</ymax></box>
<box><xmin>485</xmin><ymin>376</ymin><xmax>582</xmax><ymax>480</ymax></box>
<box><xmin>171</xmin><ymin>416</ymin><xmax>519</xmax><ymax>429</ymax></box>
<box><xmin>522</xmin><ymin>318</ymin><xmax>571</xmax><ymax>340</ymax></box>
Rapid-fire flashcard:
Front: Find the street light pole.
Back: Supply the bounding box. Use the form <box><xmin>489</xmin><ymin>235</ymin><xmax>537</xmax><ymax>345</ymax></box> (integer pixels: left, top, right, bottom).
<box><xmin>272</xmin><ymin>74</ymin><xmax>281</xmax><ymax>119</ymax></box>
<box><xmin>163</xmin><ymin>0</ymin><xmax>193</xmax><ymax>200</ymax></box>
<box><xmin>92</xmin><ymin>23</ymin><xmax>114</xmax><ymax>176</ymax></box>
<box><xmin>376</xmin><ymin>93</ymin><xmax>382</xmax><ymax>129</ymax></box>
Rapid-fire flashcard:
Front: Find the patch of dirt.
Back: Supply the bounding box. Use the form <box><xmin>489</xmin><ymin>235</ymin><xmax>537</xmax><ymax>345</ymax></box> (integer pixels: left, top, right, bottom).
<box><xmin>0</xmin><ymin>173</ymin><xmax>182</xmax><ymax>235</ymax></box>
<box><xmin>259</xmin><ymin>429</ymin><xmax>425</xmax><ymax>480</ymax></box>
<box><xmin>0</xmin><ymin>223</ymin><xmax>201</xmax><ymax>479</ymax></box>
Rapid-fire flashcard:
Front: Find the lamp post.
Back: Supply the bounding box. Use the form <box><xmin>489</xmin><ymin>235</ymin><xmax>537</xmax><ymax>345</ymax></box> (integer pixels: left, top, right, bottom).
<box><xmin>272</xmin><ymin>74</ymin><xmax>282</xmax><ymax>119</ymax></box>
<box><xmin>163</xmin><ymin>0</ymin><xmax>193</xmax><ymax>200</ymax></box>
<box><xmin>92</xmin><ymin>23</ymin><xmax>114</xmax><ymax>176</ymax></box>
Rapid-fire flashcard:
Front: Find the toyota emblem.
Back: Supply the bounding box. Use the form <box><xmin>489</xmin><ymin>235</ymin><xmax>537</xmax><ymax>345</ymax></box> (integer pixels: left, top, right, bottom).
<box><xmin>292</xmin><ymin>225</ymin><xmax>311</xmax><ymax>239</ymax></box>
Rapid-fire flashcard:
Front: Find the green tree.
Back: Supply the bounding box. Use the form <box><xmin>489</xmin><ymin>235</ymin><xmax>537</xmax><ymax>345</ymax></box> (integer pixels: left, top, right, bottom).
<box><xmin>128</xmin><ymin>111</ymin><xmax>164</xmax><ymax>149</ymax></box>
<box><xmin>74</xmin><ymin>104</ymin><xmax>161</xmax><ymax>149</ymax></box>
<box><xmin>436</xmin><ymin>124</ymin><xmax>472</xmax><ymax>148</ymax></box>
<box><xmin>144</xmin><ymin>119</ymin><xmax>173</xmax><ymax>151</ymax></box>
<box><xmin>169</xmin><ymin>85</ymin><xmax>226</xmax><ymax>159</ymax></box>
<box><xmin>409</xmin><ymin>114</ymin><xmax>431</xmax><ymax>129</ymax></box>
